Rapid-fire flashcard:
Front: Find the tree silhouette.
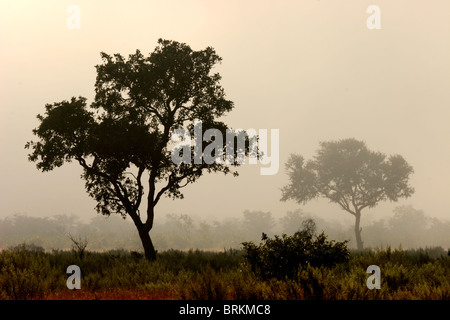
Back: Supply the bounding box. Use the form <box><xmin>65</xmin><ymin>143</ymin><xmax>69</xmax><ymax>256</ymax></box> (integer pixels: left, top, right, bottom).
<box><xmin>281</xmin><ymin>138</ymin><xmax>414</xmax><ymax>250</ymax></box>
<box><xmin>25</xmin><ymin>39</ymin><xmax>241</xmax><ymax>261</ymax></box>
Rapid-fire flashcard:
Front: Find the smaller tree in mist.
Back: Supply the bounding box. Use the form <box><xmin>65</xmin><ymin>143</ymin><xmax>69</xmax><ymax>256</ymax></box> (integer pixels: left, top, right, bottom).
<box><xmin>281</xmin><ymin>138</ymin><xmax>414</xmax><ymax>250</ymax></box>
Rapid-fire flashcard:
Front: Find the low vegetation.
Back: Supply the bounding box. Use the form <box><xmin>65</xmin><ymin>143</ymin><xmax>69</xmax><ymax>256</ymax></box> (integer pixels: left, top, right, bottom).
<box><xmin>242</xmin><ymin>219</ymin><xmax>350</xmax><ymax>280</ymax></box>
<box><xmin>0</xmin><ymin>241</ymin><xmax>448</xmax><ymax>300</ymax></box>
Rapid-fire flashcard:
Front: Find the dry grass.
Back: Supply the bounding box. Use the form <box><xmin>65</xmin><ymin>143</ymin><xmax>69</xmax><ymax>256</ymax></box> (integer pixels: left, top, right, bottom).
<box><xmin>40</xmin><ymin>288</ymin><xmax>176</xmax><ymax>300</ymax></box>
<box><xmin>1</xmin><ymin>246</ymin><xmax>449</xmax><ymax>300</ymax></box>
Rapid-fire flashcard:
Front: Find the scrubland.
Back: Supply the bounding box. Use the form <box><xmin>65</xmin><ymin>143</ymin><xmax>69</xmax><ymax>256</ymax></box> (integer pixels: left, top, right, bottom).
<box><xmin>0</xmin><ymin>243</ymin><xmax>448</xmax><ymax>300</ymax></box>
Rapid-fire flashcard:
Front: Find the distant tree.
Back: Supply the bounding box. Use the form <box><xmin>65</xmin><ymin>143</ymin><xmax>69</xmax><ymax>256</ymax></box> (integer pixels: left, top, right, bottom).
<box><xmin>25</xmin><ymin>39</ymin><xmax>242</xmax><ymax>261</ymax></box>
<box><xmin>211</xmin><ymin>218</ymin><xmax>246</xmax><ymax>248</ymax></box>
<box><xmin>281</xmin><ymin>138</ymin><xmax>414</xmax><ymax>250</ymax></box>
<box><xmin>279</xmin><ymin>209</ymin><xmax>307</xmax><ymax>235</ymax></box>
<box><xmin>163</xmin><ymin>213</ymin><xmax>194</xmax><ymax>247</ymax></box>
<box><xmin>389</xmin><ymin>205</ymin><xmax>429</xmax><ymax>248</ymax></box>
<box><xmin>195</xmin><ymin>220</ymin><xmax>214</xmax><ymax>249</ymax></box>
<box><xmin>242</xmin><ymin>210</ymin><xmax>276</xmax><ymax>240</ymax></box>
<box><xmin>390</xmin><ymin>205</ymin><xmax>428</xmax><ymax>231</ymax></box>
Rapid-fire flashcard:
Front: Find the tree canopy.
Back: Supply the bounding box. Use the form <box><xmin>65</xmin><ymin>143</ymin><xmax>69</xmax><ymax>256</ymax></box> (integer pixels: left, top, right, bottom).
<box><xmin>281</xmin><ymin>138</ymin><xmax>414</xmax><ymax>250</ymax></box>
<box><xmin>25</xmin><ymin>39</ymin><xmax>240</xmax><ymax>260</ymax></box>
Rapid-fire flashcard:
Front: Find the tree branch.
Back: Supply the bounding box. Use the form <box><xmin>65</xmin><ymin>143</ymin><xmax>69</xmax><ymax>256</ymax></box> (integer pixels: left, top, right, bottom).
<box><xmin>324</xmin><ymin>185</ymin><xmax>354</xmax><ymax>215</ymax></box>
<box><xmin>153</xmin><ymin>166</ymin><xmax>203</xmax><ymax>206</ymax></box>
<box><xmin>76</xmin><ymin>156</ymin><xmax>136</xmax><ymax>217</ymax></box>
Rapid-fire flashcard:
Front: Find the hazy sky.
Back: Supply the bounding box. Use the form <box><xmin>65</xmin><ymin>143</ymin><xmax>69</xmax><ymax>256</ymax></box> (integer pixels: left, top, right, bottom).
<box><xmin>1</xmin><ymin>0</ymin><xmax>449</xmax><ymax>228</ymax></box>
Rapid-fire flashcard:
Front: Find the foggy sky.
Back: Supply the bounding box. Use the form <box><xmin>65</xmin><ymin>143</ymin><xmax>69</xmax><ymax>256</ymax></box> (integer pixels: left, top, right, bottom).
<box><xmin>1</xmin><ymin>0</ymin><xmax>449</xmax><ymax>229</ymax></box>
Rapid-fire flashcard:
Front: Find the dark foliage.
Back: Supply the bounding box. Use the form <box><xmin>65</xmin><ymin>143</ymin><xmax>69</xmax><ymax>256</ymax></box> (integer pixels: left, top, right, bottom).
<box><xmin>242</xmin><ymin>220</ymin><xmax>349</xmax><ymax>280</ymax></box>
<box><xmin>24</xmin><ymin>39</ymin><xmax>242</xmax><ymax>261</ymax></box>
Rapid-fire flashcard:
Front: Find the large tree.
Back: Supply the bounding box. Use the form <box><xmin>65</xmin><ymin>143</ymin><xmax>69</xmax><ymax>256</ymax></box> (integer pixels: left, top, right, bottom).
<box><xmin>281</xmin><ymin>138</ymin><xmax>414</xmax><ymax>250</ymax></box>
<box><xmin>25</xmin><ymin>39</ymin><xmax>243</xmax><ymax>261</ymax></box>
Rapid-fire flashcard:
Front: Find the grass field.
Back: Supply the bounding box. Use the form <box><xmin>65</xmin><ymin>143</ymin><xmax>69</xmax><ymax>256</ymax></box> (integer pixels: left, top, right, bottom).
<box><xmin>0</xmin><ymin>244</ymin><xmax>449</xmax><ymax>300</ymax></box>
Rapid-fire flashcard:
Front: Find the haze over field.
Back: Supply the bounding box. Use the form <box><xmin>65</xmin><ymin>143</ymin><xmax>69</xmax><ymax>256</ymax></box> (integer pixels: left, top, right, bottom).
<box><xmin>1</xmin><ymin>0</ymin><xmax>449</xmax><ymax>246</ymax></box>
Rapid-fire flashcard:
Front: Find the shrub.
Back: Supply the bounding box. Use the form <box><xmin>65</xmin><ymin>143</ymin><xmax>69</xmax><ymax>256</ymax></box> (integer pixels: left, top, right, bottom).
<box><xmin>242</xmin><ymin>219</ymin><xmax>349</xmax><ymax>280</ymax></box>
<box><xmin>0</xmin><ymin>244</ymin><xmax>54</xmax><ymax>299</ymax></box>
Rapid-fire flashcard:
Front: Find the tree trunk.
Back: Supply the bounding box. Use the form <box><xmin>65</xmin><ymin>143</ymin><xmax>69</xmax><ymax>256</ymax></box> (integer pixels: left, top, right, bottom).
<box><xmin>354</xmin><ymin>212</ymin><xmax>364</xmax><ymax>250</ymax></box>
<box><xmin>138</xmin><ymin>228</ymin><xmax>157</xmax><ymax>261</ymax></box>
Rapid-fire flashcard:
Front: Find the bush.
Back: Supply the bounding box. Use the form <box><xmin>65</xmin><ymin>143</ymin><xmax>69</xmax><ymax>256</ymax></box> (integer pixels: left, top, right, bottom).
<box><xmin>242</xmin><ymin>219</ymin><xmax>349</xmax><ymax>280</ymax></box>
<box><xmin>0</xmin><ymin>244</ymin><xmax>56</xmax><ymax>299</ymax></box>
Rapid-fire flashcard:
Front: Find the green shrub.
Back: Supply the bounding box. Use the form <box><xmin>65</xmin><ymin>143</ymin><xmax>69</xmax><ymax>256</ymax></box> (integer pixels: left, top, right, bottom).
<box><xmin>242</xmin><ymin>220</ymin><xmax>349</xmax><ymax>280</ymax></box>
<box><xmin>0</xmin><ymin>244</ymin><xmax>55</xmax><ymax>299</ymax></box>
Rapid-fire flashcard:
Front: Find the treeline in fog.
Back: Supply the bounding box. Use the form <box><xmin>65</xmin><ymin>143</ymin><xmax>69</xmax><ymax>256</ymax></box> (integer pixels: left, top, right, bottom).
<box><xmin>0</xmin><ymin>205</ymin><xmax>449</xmax><ymax>252</ymax></box>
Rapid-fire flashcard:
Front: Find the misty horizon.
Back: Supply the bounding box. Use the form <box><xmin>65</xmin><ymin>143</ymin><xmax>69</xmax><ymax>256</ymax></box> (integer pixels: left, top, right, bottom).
<box><xmin>1</xmin><ymin>204</ymin><xmax>449</xmax><ymax>252</ymax></box>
